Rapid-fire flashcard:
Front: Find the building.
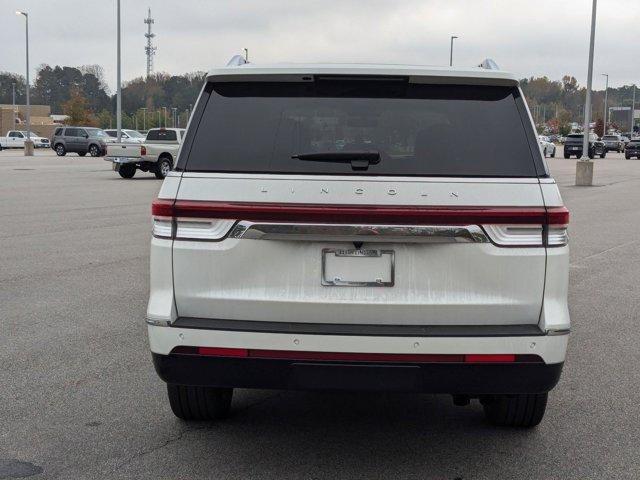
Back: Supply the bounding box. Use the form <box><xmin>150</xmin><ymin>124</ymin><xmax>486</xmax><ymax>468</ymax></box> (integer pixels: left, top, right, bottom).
<box><xmin>0</xmin><ymin>104</ymin><xmax>59</xmax><ymax>138</ymax></box>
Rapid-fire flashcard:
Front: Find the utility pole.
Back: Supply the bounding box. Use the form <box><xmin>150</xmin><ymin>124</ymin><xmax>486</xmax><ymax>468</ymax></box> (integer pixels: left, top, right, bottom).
<box><xmin>449</xmin><ymin>36</ymin><xmax>458</xmax><ymax>66</ymax></box>
<box><xmin>577</xmin><ymin>0</ymin><xmax>598</xmax><ymax>186</ymax></box>
<box><xmin>116</xmin><ymin>0</ymin><xmax>122</xmax><ymax>142</ymax></box>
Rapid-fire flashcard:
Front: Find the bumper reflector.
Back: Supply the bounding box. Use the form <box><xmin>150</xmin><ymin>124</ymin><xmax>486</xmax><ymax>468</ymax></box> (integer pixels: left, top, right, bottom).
<box><xmin>171</xmin><ymin>346</ymin><xmax>540</xmax><ymax>363</ymax></box>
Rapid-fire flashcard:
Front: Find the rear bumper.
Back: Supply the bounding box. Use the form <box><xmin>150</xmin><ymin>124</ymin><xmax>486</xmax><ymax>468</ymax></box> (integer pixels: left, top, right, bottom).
<box><xmin>152</xmin><ymin>352</ymin><xmax>563</xmax><ymax>394</ymax></box>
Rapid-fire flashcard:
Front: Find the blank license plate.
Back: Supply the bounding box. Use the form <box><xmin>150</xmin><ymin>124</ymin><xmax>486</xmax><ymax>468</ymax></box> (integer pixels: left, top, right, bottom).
<box><xmin>321</xmin><ymin>249</ymin><xmax>394</xmax><ymax>287</ymax></box>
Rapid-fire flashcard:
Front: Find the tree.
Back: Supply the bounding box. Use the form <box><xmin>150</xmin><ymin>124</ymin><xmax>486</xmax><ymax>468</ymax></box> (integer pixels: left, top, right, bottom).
<box><xmin>62</xmin><ymin>89</ymin><xmax>95</xmax><ymax>125</ymax></box>
<box><xmin>594</xmin><ymin>118</ymin><xmax>605</xmax><ymax>138</ymax></box>
<box><xmin>0</xmin><ymin>72</ymin><xmax>27</xmax><ymax>104</ymax></box>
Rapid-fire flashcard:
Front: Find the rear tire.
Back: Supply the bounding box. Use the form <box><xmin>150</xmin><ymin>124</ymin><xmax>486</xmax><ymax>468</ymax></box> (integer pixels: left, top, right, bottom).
<box><xmin>625</xmin><ymin>154</ymin><xmax>631</xmax><ymax>159</ymax></box>
<box><xmin>600</xmin><ymin>151</ymin><xmax>606</xmax><ymax>158</ymax></box>
<box><xmin>89</xmin><ymin>144</ymin><xmax>100</xmax><ymax>157</ymax></box>
<box><xmin>483</xmin><ymin>393</ymin><xmax>547</xmax><ymax>428</ymax></box>
<box><xmin>588</xmin><ymin>147</ymin><xmax>595</xmax><ymax>159</ymax></box>
<box><xmin>154</xmin><ymin>157</ymin><xmax>172</xmax><ymax>179</ymax></box>
<box><xmin>78</xmin><ymin>152</ymin><xmax>86</xmax><ymax>157</ymax></box>
<box><xmin>118</xmin><ymin>164</ymin><xmax>136</xmax><ymax>178</ymax></box>
<box><xmin>55</xmin><ymin>144</ymin><xmax>66</xmax><ymax>156</ymax></box>
<box><xmin>167</xmin><ymin>384</ymin><xmax>233</xmax><ymax>421</ymax></box>
<box><xmin>563</xmin><ymin>153</ymin><xmax>570</xmax><ymax>159</ymax></box>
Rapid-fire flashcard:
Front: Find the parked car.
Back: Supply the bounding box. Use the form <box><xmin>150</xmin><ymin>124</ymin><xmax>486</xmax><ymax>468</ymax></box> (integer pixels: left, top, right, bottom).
<box><xmin>0</xmin><ymin>130</ymin><xmax>50</xmax><ymax>150</ymax></box>
<box><xmin>104</xmin><ymin>127</ymin><xmax>185</xmax><ymax>178</ymax></box>
<box><xmin>104</xmin><ymin>129</ymin><xmax>146</xmax><ymax>144</ymax></box>
<box><xmin>147</xmin><ymin>60</ymin><xmax>570</xmax><ymax>428</ymax></box>
<box><xmin>538</xmin><ymin>135</ymin><xmax>556</xmax><ymax>157</ymax></box>
<box><xmin>625</xmin><ymin>139</ymin><xmax>640</xmax><ymax>159</ymax></box>
<box><xmin>563</xmin><ymin>133</ymin><xmax>606</xmax><ymax>158</ymax></box>
<box><xmin>50</xmin><ymin>127</ymin><xmax>111</xmax><ymax>156</ymax></box>
<box><xmin>601</xmin><ymin>134</ymin><xmax>625</xmax><ymax>153</ymax></box>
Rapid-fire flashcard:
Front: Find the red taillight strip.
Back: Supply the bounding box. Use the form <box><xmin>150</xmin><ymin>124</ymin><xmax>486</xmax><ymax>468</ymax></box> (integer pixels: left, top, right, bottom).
<box><xmin>152</xmin><ymin>199</ymin><xmax>568</xmax><ymax>226</ymax></box>
<box><xmin>171</xmin><ymin>346</ymin><xmax>541</xmax><ymax>363</ymax></box>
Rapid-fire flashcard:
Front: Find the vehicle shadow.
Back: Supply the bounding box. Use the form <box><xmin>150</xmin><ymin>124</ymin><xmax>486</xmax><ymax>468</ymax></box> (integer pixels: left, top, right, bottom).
<box><xmin>155</xmin><ymin>390</ymin><xmax>547</xmax><ymax>479</ymax></box>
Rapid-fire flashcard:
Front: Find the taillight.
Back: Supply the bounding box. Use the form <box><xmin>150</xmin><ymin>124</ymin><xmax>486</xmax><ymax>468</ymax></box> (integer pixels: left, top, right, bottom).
<box><xmin>141</xmin><ymin>146</ymin><xmax>147</xmax><ymax>156</ymax></box>
<box><xmin>545</xmin><ymin>206</ymin><xmax>569</xmax><ymax>247</ymax></box>
<box><xmin>151</xmin><ymin>199</ymin><xmax>568</xmax><ymax>246</ymax></box>
<box><xmin>151</xmin><ymin>199</ymin><xmax>236</xmax><ymax>241</ymax></box>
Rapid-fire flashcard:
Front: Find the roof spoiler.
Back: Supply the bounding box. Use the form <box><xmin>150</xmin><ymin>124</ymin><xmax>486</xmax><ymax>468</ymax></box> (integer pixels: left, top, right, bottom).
<box><xmin>226</xmin><ymin>54</ymin><xmax>249</xmax><ymax>67</ymax></box>
<box><xmin>479</xmin><ymin>58</ymin><xmax>500</xmax><ymax>70</ymax></box>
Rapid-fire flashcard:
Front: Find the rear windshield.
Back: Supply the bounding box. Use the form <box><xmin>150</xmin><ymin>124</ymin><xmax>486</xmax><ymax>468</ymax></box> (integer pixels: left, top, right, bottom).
<box><xmin>181</xmin><ymin>80</ymin><xmax>543</xmax><ymax>177</ymax></box>
<box><xmin>603</xmin><ymin>136</ymin><xmax>618</xmax><ymax>140</ymax></box>
<box><xmin>147</xmin><ymin>129</ymin><xmax>177</xmax><ymax>141</ymax></box>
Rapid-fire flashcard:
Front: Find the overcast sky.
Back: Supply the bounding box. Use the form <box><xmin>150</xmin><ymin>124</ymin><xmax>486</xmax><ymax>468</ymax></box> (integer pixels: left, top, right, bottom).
<box><xmin>1</xmin><ymin>0</ymin><xmax>638</xmax><ymax>93</ymax></box>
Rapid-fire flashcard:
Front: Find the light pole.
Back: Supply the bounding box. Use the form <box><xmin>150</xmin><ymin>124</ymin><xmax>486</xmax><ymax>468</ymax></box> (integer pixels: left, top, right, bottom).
<box><xmin>12</xmin><ymin>83</ymin><xmax>16</xmax><ymax>131</ymax></box>
<box><xmin>141</xmin><ymin>107</ymin><xmax>147</xmax><ymax>131</ymax></box>
<box><xmin>602</xmin><ymin>73</ymin><xmax>609</xmax><ymax>131</ymax></box>
<box><xmin>172</xmin><ymin>107</ymin><xmax>177</xmax><ymax>128</ymax></box>
<box><xmin>577</xmin><ymin>0</ymin><xmax>598</xmax><ymax>186</ymax></box>
<box><xmin>116</xmin><ymin>0</ymin><xmax>122</xmax><ymax>142</ymax></box>
<box><xmin>243</xmin><ymin>48</ymin><xmax>249</xmax><ymax>62</ymax></box>
<box><xmin>632</xmin><ymin>85</ymin><xmax>636</xmax><ymax>134</ymax></box>
<box><xmin>449</xmin><ymin>36</ymin><xmax>458</xmax><ymax>67</ymax></box>
<box><xmin>15</xmin><ymin>11</ymin><xmax>33</xmax><ymax>156</ymax></box>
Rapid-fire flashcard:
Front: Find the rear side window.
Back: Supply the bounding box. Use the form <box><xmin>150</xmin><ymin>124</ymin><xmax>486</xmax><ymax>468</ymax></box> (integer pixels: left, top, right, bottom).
<box><xmin>54</xmin><ymin>128</ymin><xmax>63</xmax><ymax>136</ymax></box>
<box><xmin>181</xmin><ymin>80</ymin><xmax>543</xmax><ymax>177</ymax></box>
<box><xmin>64</xmin><ymin>128</ymin><xmax>78</xmax><ymax>137</ymax></box>
<box><xmin>147</xmin><ymin>129</ymin><xmax>177</xmax><ymax>141</ymax></box>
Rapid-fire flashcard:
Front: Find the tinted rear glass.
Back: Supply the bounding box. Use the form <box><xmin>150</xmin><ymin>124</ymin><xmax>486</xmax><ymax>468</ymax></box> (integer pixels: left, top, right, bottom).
<box><xmin>64</xmin><ymin>128</ymin><xmax>78</xmax><ymax>137</ymax></box>
<box><xmin>147</xmin><ymin>129</ymin><xmax>177</xmax><ymax>141</ymax></box>
<box><xmin>183</xmin><ymin>81</ymin><xmax>541</xmax><ymax>177</ymax></box>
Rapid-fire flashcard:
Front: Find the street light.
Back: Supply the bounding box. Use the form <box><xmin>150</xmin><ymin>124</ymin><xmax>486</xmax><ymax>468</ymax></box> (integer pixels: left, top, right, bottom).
<box><xmin>601</xmin><ymin>73</ymin><xmax>609</xmax><ymax>130</ymax></box>
<box><xmin>449</xmin><ymin>36</ymin><xmax>458</xmax><ymax>67</ymax></box>
<box><xmin>577</xmin><ymin>0</ymin><xmax>597</xmax><ymax>186</ymax></box>
<box><xmin>12</xmin><ymin>83</ymin><xmax>16</xmax><ymax>131</ymax></box>
<box><xmin>116</xmin><ymin>0</ymin><xmax>122</xmax><ymax>142</ymax></box>
<box><xmin>141</xmin><ymin>107</ymin><xmax>147</xmax><ymax>131</ymax></box>
<box><xmin>15</xmin><ymin>10</ymin><xmax>33</xmax><ymax>156</ymax></box>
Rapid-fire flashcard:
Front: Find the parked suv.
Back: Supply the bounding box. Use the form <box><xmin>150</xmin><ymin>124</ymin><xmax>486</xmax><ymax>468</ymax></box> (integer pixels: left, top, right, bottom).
<box><xmin>563</xmin><ymin>133</ymin><xmax>606</xmax><ymax>158</ymax></box>
<box><xmin>51</xmin><ymin>127</ymin><xmax>110</xmax><ymax>156</ymax></box>
<box><xmin>625</xmin><ymin>139</ymin><xmax>640</xmax><ymax>159</ymax></box>
<box><xmin>148</xmin><ymin>60</ymin><xmax>570</xmax><ymax>428</ymax></box>
<box><xmin>601</xmin><ymin>134</ymin><xmax>624</xmax><ymax>153</ymax></box>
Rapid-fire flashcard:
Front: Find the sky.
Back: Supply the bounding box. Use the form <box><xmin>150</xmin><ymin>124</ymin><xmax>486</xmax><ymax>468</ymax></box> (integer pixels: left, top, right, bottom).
<box><xmin>1</xmin><ymin>0</ymin><xmax>638</xmax><ymax>93</ymax></box>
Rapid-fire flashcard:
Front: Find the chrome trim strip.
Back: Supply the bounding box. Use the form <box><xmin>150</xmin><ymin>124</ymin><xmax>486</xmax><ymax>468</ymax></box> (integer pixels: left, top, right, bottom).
<box><xmin>229</xmin><ymin>221</ymin><xmax>489</xmax><ymax>243</ymax></box>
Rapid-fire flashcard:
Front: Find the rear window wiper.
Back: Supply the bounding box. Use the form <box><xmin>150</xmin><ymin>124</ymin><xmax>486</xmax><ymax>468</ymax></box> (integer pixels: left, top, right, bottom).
<box><xmin>291</xmin><ymin>151</ymin><xmax>381</xmax><ymax>170</ymax></box>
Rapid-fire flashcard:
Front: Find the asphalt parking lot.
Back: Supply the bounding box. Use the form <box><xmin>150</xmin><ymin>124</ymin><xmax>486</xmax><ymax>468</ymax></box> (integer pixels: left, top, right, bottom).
<box><xmin>1</xmin><ymin>148</ymin><xmax>640</xmax><ymax>479</ymax></box>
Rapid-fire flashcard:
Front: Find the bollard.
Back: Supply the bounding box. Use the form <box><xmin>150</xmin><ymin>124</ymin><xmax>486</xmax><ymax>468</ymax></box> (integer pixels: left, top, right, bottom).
<box><xmin>24</xmin><ymin>139</ymin><xmax>35</xmax><ymax>156</ymax></box>
<box><xmin>575</xmin><ymin>160</ymin><xmax>593</xmax><ymax>186</ymax></box>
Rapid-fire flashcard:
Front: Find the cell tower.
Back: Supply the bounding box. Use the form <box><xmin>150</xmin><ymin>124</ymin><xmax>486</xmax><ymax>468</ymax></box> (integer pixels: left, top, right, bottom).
<box><xmin>144</xmin><ymin>8</ymin><xmax>157</xmax><ymax>78</ymax></box>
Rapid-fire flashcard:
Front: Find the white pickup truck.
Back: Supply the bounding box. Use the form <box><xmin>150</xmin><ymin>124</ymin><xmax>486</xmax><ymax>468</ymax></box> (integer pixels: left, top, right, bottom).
<box><xmin>104</xmin><ymin>128</ymin><xmax>186</xmax><ymax>179</ymax></box>
<box><xmin>0</xmin><ymin>130</ymin><xmax>50</xmax><ymax>150</ymax></box>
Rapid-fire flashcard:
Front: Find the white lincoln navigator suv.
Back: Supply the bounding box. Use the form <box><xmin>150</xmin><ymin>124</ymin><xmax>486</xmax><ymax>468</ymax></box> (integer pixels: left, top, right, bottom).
<box><xmin>147</xmin><ymin>58</ymin><xmax>569</xmax><ymax>428</ymax></box>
